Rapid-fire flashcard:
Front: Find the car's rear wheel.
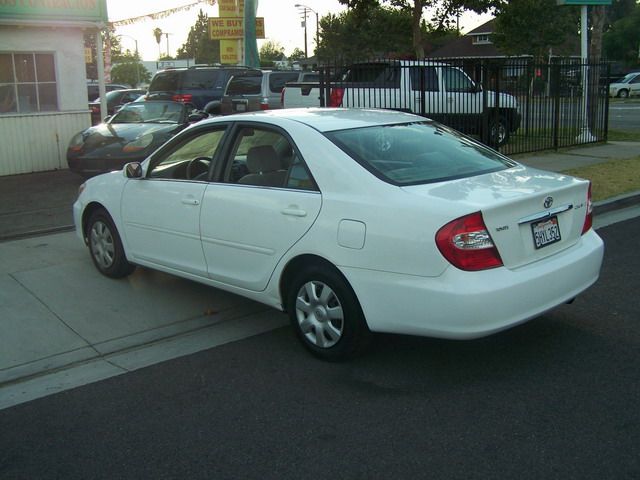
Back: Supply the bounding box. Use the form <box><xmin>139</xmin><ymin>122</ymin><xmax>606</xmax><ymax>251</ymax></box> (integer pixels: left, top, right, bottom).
<box><xmin>287</xmin><ymin>266</ymin><xmax>371</xmax><ymax>361</ymax></box>
<box><xmin>87</xmin><ymin>209</ymin><xmax>135</xmax><ymax>278</ymax></box>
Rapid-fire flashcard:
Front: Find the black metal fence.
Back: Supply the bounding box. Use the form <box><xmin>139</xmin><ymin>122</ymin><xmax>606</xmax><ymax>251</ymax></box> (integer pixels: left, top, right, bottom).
<box><xmin>317</xmin><ymin>57</ymin><xmax>610</xmax><ymax>155</ymax></box>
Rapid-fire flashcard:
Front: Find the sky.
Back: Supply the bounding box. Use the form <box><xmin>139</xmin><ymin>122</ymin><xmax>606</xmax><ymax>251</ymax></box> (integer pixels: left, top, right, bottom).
<box><xmin>106</xmin><ymin>0</ymin><xmax>493</xmax><ymax>61</ymax></box>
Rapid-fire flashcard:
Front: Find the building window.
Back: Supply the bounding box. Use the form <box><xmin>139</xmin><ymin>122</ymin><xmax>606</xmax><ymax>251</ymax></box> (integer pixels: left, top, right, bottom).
<box><xmin>472</xmin><ymin>34</ymin><xmax>492</xmax><ymax>45</ymax></box>
<box><xmin>0</xmin><ymin>53</ymin><xmax>58</xmax><ymax>114</ymax></box>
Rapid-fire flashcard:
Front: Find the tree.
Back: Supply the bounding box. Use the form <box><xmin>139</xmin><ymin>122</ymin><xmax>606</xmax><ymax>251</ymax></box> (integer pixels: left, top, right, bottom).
<box><xmin>337</xmin><ymin>0</ymin><xmax>497</xmax><ymax>58</ymax></box>
<box><xmin>289</xmin><ymin>48</ymin><xmax>307</xmax><ymax>62</ymax></box>
<box><xmin>492</xmin><ymin>0</ymin><xmax>578</xmax><ymax>59</ymax></box>
<box><xmin>316</xmin><ymin>5</ymin><xmax>416</xmax><ymax>60</ymax></box>
<box><xmin>176</xmin><ymin>9</ymin><xmax>221</xmax><ymax>64</ymax></box>
<box><xmin>604</xmin><ymin>4</ymin><xmax>640</xmax><ymax>65</ymax></box>
<box><xmin>111</xmin><ymin>52</ymin><xmax>151</xmax><ymax>87</ymax></box>
<box><xmin>260</xmin><ymin>40</ymin><xmax>286</xmax><ymax>67</ymax></box>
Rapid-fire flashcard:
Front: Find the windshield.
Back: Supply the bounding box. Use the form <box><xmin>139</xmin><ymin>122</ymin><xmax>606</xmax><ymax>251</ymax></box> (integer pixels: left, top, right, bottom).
<box><xmin>619</xmin><ymin>73</ymin><xmax>638</xmax><ymax>84</ymax></box>
<box><xmin>326</xmin><ymin>122</ymin><xmax>515</xmax><ymax>186</ymax></box>
<box><xmin>110</xmin><ymin>101</ymin><xmax>185</xmax><ymax>124</ymax></box>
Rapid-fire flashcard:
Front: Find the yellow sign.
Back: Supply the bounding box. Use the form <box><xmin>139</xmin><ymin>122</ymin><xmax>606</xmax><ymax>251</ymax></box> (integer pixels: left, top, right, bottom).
<box><xmin>209</xmin><ymin>17</ymin><xmax>265</xmax><ymax>40</ymax></box>
<box><xmin>219</xmin><ymin>0</ymin><xmax>244</xmax><ymax>15</ymax></box>
<box><xmin>84</xmin><ymin>47</ymin><xmax>93</xmax><ymax>63</ymax></box>
<box><xmin>220</xmin><ymin>42</ymin><xmax>240</xmax><ymax>64</ymax></box>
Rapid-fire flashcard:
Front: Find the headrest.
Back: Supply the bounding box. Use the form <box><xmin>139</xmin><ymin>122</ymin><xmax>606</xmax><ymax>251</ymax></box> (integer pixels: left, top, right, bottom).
<box><xmin>246</xmin><ymin>145</ymin><xmax>280</xmax><ymax>173</ymax></box>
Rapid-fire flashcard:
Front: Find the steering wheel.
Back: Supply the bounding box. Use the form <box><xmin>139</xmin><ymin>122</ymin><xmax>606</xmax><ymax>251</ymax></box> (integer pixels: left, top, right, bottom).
<box><xmin>185</xmin><ymin>156</ymin><xmax>211</xmax><ymax>180</ymax></box>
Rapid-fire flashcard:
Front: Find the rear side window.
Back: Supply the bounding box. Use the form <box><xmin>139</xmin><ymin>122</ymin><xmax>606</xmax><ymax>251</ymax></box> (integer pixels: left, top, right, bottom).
<box><xmin>339</xmin><ymin>63</ymin><xmax>400</xmax><ymax>88</ymax></box>
<box><xmin>327</xmin><ymin>122</ymin><xmax>514</xmax><ymax>186</ymax></box>
<box><xmin>226</xmin><ymin>74</ymin><xmax>262</xmax><ymax>95</ymax></box>
<box><xmin>268</xmin><ymin>72</ymin><xmax>300</xmax><ymax>93</ymax></box>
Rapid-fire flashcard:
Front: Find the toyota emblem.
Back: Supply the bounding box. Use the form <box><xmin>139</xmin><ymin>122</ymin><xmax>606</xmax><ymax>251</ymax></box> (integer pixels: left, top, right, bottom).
<box><xmin>543</xmin><ymin>196</ymin><xmax>554</xmax><ymax>208</ymax></box>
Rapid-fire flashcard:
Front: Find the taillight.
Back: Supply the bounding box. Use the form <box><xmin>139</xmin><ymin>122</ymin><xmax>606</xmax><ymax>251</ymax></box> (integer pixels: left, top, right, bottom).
<box><xmin>436</xmin><ymin>212</ymin><xmax>503</xmax><ymax>271</ymax></box>
<box><xmin>581</xmin><ymin>182</ymin><xmax>593</xmax><ymax>234</ymax></box>
<box><xmin>172</xmin><ymin>94</ymin><xmax>193</xmax><ymax>104</ymax></box>
<box><xmin>329</xmin><ymin>87</ymin><xmax>344</xmax><ymax>107</ymax></box>
<box><xmin>260</xmin><ymin>97</ymin><xmax>270</xmax><ymax>110</ymax></box>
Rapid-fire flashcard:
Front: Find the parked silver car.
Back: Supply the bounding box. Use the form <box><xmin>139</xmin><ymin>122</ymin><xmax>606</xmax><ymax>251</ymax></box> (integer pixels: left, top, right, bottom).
<box><xmin>221</xmin><ymin>70</ymin><xmax>317</xmax><ymax>114</ymax></box>
<box><xmin>609</xmin><ymin>72</ymin><xmax>640</xmax><ymax>98</ymax></box>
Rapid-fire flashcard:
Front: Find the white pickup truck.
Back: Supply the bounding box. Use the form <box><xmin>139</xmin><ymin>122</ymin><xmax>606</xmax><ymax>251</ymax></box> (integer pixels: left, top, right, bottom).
<box><xmin>282</xmin><ymin>60</ymin><xmax>521</xmax><ymax>147</ymax></box>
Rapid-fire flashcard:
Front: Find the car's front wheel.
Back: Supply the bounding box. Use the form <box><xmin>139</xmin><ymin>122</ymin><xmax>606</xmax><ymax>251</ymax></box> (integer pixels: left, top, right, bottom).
<box><xmin>617</xmin><ymin>89</ymin><xmax>629</xmax><ymax>99</ymax></box>
<box><xmin>87</xmin><ymin>209</ymin><xmax>135</xmax><ymax>278</ymax></box>
<box><xmin>287</xmin><ymin>266</ymin><xmax>371</xmax><ymax>361</ymax></box>
<box><xmin>488</xmin><ymin>115</ymin><xmax>509</xmax><ymax>148</ymax></box>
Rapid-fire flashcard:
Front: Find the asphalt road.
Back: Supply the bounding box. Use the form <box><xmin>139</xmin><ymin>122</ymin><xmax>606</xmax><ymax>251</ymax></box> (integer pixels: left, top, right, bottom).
<box><xmin>608</xmin><ymin>100</ymin><xmax>640</xmax><ymax>131</ymax></box>
<box><xmin>0</xmin><ymin>216</ymin><xmax>638</xmax><ymax>480</ymax></box>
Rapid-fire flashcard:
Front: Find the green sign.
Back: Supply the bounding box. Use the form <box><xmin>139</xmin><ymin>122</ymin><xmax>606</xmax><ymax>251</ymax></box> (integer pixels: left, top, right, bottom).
<box><xmin>556</xmin><ymin>1</ymin><xmax>612</xmax><ymax>5</ymax></box>
<box><xmin>0</xmin><ymin>0</ymin><xmax>108</xmax><ymax>23</ymax></box>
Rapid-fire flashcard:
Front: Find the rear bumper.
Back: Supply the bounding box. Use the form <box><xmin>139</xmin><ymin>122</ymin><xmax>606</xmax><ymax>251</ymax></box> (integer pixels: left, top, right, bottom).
<box><xmin>341</xmin><ymin>229</ymin><xmax>604</xmax><ymax>339</ymax></box>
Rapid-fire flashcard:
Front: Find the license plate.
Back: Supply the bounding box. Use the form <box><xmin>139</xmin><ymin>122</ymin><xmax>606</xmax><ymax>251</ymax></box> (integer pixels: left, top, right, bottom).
<box><xmin>234</xmin><ymin>103</ymin><xmax>246</xmax><ymax>112</ymax></box>
<box><xmin>531</xmin><ymin>216</ymin><xmax>561</xmax><ymax>249</ymax></box>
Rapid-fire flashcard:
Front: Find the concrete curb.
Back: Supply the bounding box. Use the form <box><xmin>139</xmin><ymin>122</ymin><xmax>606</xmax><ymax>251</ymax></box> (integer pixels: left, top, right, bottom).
<box><xmin>593</xmin><ymin>190</ymin><xmax>640</xmax><ymax>216</ymax></box>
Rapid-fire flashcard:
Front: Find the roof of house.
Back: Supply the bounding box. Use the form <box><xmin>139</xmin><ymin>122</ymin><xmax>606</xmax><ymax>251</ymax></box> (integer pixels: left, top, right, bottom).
<box><xmin>428</xmin><ymin>20</ymin><xmax>502</xmax><ymax>58</ymax></box>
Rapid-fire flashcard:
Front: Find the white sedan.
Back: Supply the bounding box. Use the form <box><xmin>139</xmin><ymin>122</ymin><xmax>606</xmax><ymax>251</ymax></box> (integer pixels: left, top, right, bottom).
<box><xmin>73</xmin><ymin>108</ymin><xmax>604</xmax><ymax>360</ymax></box>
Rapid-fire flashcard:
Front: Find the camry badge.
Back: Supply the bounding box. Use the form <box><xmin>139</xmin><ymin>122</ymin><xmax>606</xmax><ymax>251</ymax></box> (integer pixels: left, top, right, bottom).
<box><xmin>543</xmin><ymin>196</ymin><xmax>554</xmax><ymax>209</ymax></box>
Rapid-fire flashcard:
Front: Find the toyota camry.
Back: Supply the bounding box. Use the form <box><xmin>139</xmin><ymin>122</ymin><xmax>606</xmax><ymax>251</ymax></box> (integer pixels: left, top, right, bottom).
<box><xmin>73</xmin><ymin>108</ymin><xmax>604</xmax><ymax>360</ymax></box>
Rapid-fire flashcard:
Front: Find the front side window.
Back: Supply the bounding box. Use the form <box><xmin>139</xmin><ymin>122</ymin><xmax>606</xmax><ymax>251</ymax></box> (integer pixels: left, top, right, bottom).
<box><xmin>327</xmin><ymin>122</ymin><xmax>514</xmax><ymax>186</ymax></box>
<box><xmin>442</xmin><ymin>67</ymin><xmax>475</xmax><ymax>93</ymax></box>
<box><xmin>149</xmin><ymin>128</ymin><xmax>227</xmax><ymax>180</ymax></box>
<box><xmin>268</xmin><ymin>72</ymin><xmax>300</xmax><ymax>93</ymax></box>
<box><xmin>409</xmin><ymin>67</ymin><xmax>439</xmax><ymax>92</ymax></box>
<box><xmin>0</xmin><ymin>53</ymin><xmax>58</xmax><ymax>114</ymax></box>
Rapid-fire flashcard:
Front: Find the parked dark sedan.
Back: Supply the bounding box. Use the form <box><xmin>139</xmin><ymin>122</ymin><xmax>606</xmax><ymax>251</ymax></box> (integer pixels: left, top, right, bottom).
<box><xmin>67</xmin><ymin>100</ymin><xmax>207</xmax><ymax>177</ymax></box>
<box><xmin>89</xmin><ymin>88</ymin><xmax>146</xmax><ymax>125</ymax></box>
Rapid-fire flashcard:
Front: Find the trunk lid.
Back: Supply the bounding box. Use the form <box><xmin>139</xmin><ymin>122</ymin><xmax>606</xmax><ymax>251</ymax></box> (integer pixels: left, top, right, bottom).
<box><xmin>402</xmin><ymin>165</ymin><xmax>591</xmax><ymax>269</ymax></box>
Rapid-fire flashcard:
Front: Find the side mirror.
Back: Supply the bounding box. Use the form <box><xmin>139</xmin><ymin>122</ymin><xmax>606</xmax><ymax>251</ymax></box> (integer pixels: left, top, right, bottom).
<box><xmin>124</xmin><ymin>162</ymin><xmax>143</xmax><ymax>179</ymax></box>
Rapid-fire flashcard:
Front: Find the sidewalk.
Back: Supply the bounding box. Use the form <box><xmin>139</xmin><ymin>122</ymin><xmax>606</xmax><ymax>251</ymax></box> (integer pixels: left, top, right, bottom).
<box><xmin>1</xmin><ymin>141</ymin><xmax>639</xmax><ymax>410</ymax></box>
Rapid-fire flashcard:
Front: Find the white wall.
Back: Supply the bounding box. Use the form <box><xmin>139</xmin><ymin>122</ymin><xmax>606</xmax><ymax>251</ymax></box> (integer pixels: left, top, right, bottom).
<box><xmin>0</xmin><ymin>25</ymin><xmax>91</xmax><ymax>175</ymax></box>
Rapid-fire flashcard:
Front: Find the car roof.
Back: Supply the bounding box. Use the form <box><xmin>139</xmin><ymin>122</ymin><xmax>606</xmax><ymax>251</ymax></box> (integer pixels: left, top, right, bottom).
<box><xmin>206</xmin><ymin>108</ymin><xmax>424</xmax><ymax>132</ymax></box>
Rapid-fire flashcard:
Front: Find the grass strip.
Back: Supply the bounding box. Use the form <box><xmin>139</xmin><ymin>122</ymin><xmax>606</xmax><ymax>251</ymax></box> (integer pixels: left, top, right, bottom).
<box><xmin>562</xmin><ymin>155</ymin><xmax>640</xmax><ymax>201</ymax></box>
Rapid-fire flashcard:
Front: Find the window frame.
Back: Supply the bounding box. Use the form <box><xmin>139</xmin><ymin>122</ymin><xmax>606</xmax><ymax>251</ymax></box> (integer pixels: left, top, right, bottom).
<box><xmin>0</xmin><ymin>52</ymin><xmax>58</xmax><ymax>114</ymax></box>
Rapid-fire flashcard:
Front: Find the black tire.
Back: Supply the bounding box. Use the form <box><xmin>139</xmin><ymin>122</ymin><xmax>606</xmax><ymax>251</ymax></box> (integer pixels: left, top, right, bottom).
<box><xmin>287</xmin><ymin>265</ymin><xmax>371</xmax><ymax>361</ymax></box>
<box><xmin>617</xmin><ymin>89</ymin><xmax>629</xmax><ymax>99</ymax></box>
<box><xmin>488</xmin><ymin>115</ymin><xmax>510</xmax><ymax>148</ymax></box>
<box><xmin>87</xmin><ymin>209</ymin><xmax>135</xmax><ymax>278</ymax></box>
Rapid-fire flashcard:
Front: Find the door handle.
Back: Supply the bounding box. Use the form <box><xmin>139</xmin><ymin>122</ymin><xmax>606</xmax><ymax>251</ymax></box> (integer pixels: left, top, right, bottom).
<box><xmin>181</xmin><ymin>198</ymin><xmax>200</xmax><ymax>206</ymax></box>
<box><xmin>281</xmin><ymin>208</ymin><xmax>307</xmax><ymax>217</ymax></box>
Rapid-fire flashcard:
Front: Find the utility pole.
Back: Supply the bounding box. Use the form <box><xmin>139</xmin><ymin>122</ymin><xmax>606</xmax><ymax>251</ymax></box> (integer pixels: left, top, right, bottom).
<box><xmin>295</xmin><ymin>4</ymin><xmax>319</xmax><ymax>57</ymax></box>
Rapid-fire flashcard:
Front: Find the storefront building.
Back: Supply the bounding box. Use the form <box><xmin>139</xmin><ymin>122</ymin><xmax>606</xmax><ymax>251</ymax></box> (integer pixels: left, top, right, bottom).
<box><xmin>0</xmin><ymin>1</ymin><xmax>108</xmax><ymax>176</ymax></box>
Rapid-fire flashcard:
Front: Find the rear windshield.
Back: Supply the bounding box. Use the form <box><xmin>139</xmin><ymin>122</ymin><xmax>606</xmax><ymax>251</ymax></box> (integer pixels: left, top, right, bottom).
<box><xmin>326</xmin><ymin>122</ymin><xmax>514</xmax><ymax>186</ymax></box>
<box><xmin>226</xmin><ymin>73</ymin><xmax>262</xmax><ymax>95</ymax></box>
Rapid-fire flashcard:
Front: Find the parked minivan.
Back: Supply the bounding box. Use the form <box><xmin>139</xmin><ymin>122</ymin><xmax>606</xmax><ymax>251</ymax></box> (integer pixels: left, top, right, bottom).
<box><xmin>221</xmin><ymin>70</ymin><xmax>314</xmax><ymax>114</ymax></box>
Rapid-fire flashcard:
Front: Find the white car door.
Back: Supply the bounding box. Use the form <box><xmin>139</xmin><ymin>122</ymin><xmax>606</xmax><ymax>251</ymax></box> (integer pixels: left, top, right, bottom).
<box><xmin>200</xmin><ymin>125</ymin><xmax>321</xmax><ymax>291</ymax></box>
<box><xmin>121</xmin><ymin>127</ymin><xmax>227</xmax><ymax>277</ymax></box>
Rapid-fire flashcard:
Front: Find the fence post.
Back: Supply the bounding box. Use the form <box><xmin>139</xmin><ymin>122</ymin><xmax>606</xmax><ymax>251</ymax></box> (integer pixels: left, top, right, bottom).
<box><xmin>552</xmin><ymin>58</ymin><xmax>561</xmax><ymax>150</ymax></box>
<box><xmin>481</xmin><ymin>61</ymin><xmax>489</xmax><ymax>145</ymax></box>
<box><xmin>603</xmin><ymin>61</ymin><xmax>610</xmax><ymax>142</ymax></box>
